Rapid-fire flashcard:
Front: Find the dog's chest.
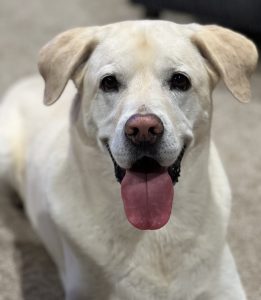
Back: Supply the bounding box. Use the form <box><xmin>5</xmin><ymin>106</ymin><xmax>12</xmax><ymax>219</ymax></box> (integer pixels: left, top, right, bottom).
<box><xmin>88</xmin><ymin>230</ymin><xmax>212</xmax><ymax>300</ymax></box>
<box><xmin>49</xmin><ymin>176</ymin><xmax>184</xmax><ymax>294</ymax></box>
<box><xmin>84</xmin><ymin>228</ymin><xmax>187</xmax><ymax>299</ymax></box>
<box><xmin>56</xmin><ymin>200</ymin><xmax>208</xmax><ymax>299</ymax></box>
<box><xmin>46</xmin><ymin>152</ymin><xmax>221</xmax><ymax>299</ymax></box>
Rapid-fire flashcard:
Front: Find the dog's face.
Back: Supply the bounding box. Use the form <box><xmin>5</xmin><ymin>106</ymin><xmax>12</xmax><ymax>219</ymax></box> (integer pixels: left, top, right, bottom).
<box><xmin>39</xmin><ymin>21</ymin><xmax>257</xmax><ymax>230</ymax></box>
<box><xmin>85</xmin><ymin>23</ymin><xmax>210</xmax><ymax>168</ymax></box>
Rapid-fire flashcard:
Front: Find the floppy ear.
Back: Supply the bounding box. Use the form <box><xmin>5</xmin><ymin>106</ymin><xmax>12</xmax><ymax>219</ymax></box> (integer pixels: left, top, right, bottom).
<box><xmin>192</xmin><ymin>25</ymin><xmax>258</xmax><ymax>103</ymax></box>
<box><xmin>38</xmin><ymin>27</ymin><xmax>98</xmax><ymax>105</ymax></box>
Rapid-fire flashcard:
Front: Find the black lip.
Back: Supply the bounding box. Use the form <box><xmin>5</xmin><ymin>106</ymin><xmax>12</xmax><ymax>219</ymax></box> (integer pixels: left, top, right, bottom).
<box><xmin>106</xmin><ymin>143</ymin><xmax>126</xmax><ymax>182</ymax></box>
<box><xmin>106</xmin><ymin>144</ymin><xmax>186</xmax><ymax>184</ymax></box>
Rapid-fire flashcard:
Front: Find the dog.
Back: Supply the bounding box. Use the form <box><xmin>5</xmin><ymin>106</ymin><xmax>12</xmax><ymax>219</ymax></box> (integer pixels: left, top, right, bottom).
<box><xmin>0</xmin><ymin>20</ymin><xmax>258</xmax><ymax>300</ymax></box>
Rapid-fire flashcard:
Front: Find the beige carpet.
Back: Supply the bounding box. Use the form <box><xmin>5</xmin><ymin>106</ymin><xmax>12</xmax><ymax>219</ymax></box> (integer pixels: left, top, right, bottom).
<box><xmin>0</xmin><ymin>0</ymin><xmax>260</xmax><ymax>299</ymax></box>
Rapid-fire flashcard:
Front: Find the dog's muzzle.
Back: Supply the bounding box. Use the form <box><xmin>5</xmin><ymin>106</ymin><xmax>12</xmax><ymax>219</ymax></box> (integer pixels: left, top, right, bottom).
<box><xmin>105</xmin><ymin>113</ymin><xmax>186</xmax><ymax>231</ymax></box>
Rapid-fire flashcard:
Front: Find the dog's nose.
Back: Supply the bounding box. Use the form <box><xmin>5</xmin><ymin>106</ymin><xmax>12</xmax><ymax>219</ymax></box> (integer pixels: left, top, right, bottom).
<box><xmin>125</xmin><ymin>114</ymin><xmax>164</xmax><ymax>145</ymax></box>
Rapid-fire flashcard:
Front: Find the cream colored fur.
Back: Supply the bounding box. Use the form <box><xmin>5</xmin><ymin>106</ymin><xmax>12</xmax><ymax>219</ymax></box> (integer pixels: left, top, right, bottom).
<box><xmin>0</xmin><ymin>21</ymin><xmax>258</xmax><ymax>300</ymax></box>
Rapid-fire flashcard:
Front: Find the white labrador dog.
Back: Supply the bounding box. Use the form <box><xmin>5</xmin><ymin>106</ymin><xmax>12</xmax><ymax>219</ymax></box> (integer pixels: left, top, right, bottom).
<box><xmin>0</xmin><ymin>21</ymin><xmax>258</xmax><ymax>300</ymax></box>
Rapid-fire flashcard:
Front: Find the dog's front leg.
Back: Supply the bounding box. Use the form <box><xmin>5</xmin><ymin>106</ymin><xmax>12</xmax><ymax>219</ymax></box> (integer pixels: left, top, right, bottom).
<box><xmin>61</xmin><ymin>238</ymin><xmax>114</xmax><ymax>300</ymax></box>
<box><xmin>62</xmin><ymin>240</ymin><xmax>93</xmax><ymax>300</ymax></box>
<box><xmin>196</xmin><ymin>246</ymin><xmax>247</xmax><ymax>300</ymax></box>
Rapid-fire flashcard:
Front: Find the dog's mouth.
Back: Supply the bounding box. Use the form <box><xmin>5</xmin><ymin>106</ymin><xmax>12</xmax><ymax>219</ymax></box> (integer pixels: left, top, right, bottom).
<box><xmin>106</xmin><ymin>145</ymin><xmax>186</xmax><ymax>184</ymax></box>
<box><xmin>106</xmin><ymin>144</ymin><xmax>186</xmax><ymax>230</ymax></box>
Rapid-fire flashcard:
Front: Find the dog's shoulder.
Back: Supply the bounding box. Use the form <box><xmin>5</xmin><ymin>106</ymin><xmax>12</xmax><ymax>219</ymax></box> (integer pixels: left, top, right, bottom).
<box><xmin>0</xmin><ymin>75</ymin><xmax>75</xmax><ymax>192</ymax></box>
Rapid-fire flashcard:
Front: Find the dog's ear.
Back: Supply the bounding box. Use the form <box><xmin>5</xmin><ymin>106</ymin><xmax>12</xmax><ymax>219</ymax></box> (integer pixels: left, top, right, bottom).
<box><xmin>38</xmin><ymin>27</ymin><xmax>98</xmax><ymax>105</ymax></box>
<box><xmin>192</xmin><ymin>25</ymin><xmax>258</xmax><ymax>103</ymax></box>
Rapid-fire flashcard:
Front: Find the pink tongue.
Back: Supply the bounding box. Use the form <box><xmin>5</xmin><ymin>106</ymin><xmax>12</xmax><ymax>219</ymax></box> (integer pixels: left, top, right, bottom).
<box><xmin>121</xmin><ymin>170</ymin><xmax>174</xmax><ymax>230</ymax></box>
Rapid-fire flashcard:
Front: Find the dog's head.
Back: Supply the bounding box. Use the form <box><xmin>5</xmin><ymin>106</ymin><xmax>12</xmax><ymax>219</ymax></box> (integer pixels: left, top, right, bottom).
<box><xmin>39</xmin><ymin>21</ymin><xmax>258</xmax><ymax>230</ymax></box>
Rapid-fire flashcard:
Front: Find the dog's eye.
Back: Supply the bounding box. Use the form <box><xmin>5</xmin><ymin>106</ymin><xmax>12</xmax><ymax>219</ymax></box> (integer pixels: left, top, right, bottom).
<box><xmin>100</xmin><ymin>75</ymin><xmax>120</xmax><ymax>93</ymax></box>
<box><xmin>169</xmin><ymin>73</ymin><xmax>191</xmax><ymax>91</ymax></box>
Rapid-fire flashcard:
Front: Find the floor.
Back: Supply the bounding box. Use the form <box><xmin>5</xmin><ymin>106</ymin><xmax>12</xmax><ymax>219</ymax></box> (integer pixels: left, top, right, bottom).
<box><xmin>0</xmin><ymin>0</ymin><xmax>260</xmax><ymax>299</ymax></box>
